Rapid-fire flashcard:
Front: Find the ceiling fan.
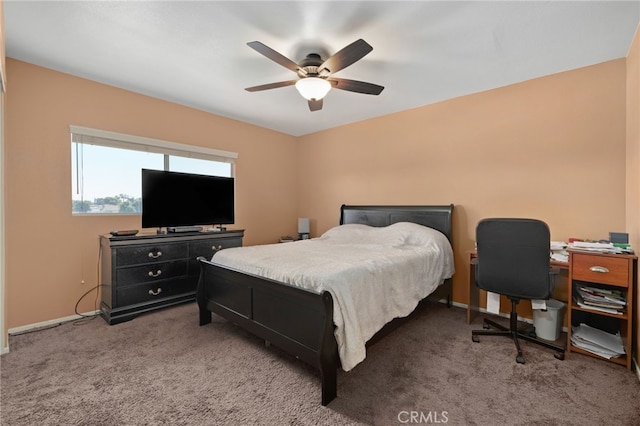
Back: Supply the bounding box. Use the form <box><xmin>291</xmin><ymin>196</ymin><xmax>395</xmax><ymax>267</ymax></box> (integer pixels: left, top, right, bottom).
<box><xmin>245</xmin><ymin>39</ymin><xmax>384</xmax><ymax>112</ymax></box>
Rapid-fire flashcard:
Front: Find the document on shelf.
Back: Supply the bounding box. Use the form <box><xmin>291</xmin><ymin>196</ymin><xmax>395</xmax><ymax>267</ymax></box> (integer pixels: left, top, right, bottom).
<box><xmin>571</xmin><ymin>323</ymin><xmax>625</xmax><ymax>358</ymax></box>
<box><xmin>574</xmin><ymin>298</ymin><xmax>623</xmax><ymax>315</ymax></box>
<box><xmin>570</xmin><ymin>337</ymin><xmax>620</xmax><ymax>359</ymax></box>
<box><xmin>575</xmin><ymin>285</ymin><xmax>626</xmax><ymax>314</ymax></box>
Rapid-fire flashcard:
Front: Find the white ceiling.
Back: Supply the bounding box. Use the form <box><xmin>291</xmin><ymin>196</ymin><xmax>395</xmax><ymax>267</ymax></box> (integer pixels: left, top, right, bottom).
<box><xmin>5</xmin><ymin>1</ymin><xmax>640</xmax><ymax>136</ymax></box>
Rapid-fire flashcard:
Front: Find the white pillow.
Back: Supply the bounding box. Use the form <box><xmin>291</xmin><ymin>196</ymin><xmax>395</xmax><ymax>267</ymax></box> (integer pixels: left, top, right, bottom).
<box><xmin>319</xmin><ymin>221</ymin><xmax>448</xmax><ymax>247</ymax></box>
<box><xmin>318</xmin><ymin>223</ymin><xmax>389</xmax><ymax>244</ymax></box>
<box><xmin>386</xmin><ymin>222</ymin><xmax>449</xmax><ymax>246</ymax></box>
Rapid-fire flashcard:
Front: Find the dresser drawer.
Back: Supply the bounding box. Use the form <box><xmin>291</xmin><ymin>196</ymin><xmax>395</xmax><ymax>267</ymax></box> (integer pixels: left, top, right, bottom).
<box><xmin>116</xmin><ymin>261</ymin><xmax>188</xmax><ymax>286</ymax></box>
<box><xmin>115</xmin><ymin>243</ymin><xmax>189</xmax><ymax>267</ymax></box>
<box><xmin>571</xmin><ymin>253</ymin><xmax>629</xmax><ymax>287</ymax></box>
<box><xmin>116</xmin><ymin>277</ymin><xmax>196</xmax><ymax>306</ymax></box>
<box><xmin>188</xmin><ymin>237</ymin><xmax>243</xmax><ymax>277</ymax></box>
<box><xmin>189</xmin><ymin>237</ymin><xmax>242</xmax><ymax>259</ymax></box>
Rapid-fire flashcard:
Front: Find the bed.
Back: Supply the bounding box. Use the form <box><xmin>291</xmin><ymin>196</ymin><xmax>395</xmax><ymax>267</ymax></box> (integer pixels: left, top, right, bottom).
<box><xmin>196</xmin><ymin>204</ymin><xmax>454</xmax><ymax>405</ymax></box>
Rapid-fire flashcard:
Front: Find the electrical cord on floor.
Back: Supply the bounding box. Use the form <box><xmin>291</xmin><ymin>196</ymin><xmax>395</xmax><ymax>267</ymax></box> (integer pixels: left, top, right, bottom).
<box><xmin>73</xmin><ymin>237</ymin><xmax>105</xmax><ymax>326</ymax></box>
<box><xmin>72</xmin><ymin>284</ymin><xmax>105</xmax><ymax>325</ymax></box>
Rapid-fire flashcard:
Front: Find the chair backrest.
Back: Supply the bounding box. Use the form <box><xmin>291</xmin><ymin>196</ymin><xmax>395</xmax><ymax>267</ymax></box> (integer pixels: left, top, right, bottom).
<box><xmin>476</xmin><ymin>218</ymin><xmax>552</xmax><ymax>300</ymax></box>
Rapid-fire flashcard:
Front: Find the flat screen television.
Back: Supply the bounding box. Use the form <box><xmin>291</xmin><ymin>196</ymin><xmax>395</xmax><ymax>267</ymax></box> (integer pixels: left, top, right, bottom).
<box><xmin>141</xmin><ymin>169</ymin><xmax>235</xmax><ymax>230</ymax></box>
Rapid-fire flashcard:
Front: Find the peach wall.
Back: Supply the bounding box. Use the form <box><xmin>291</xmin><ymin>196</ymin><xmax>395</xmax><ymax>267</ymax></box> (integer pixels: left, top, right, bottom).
<box><xmin>5</xmin><ymin>59</ymin><xmax>298</xmax><ymax>329</ymax></box>
<box><xmin>3</xmin><ymin>56</ymin><xmax>632</xmax><ymax>339</ymax></box>
<box><xmin>297</xmin><ymin>59</ymin><xmax>628</xmax><ymax>312</ymax></box>
<box><xmin>626</xmin><ymin>27</ymin><xmax>640</xmax><ymax>370</ymax></box>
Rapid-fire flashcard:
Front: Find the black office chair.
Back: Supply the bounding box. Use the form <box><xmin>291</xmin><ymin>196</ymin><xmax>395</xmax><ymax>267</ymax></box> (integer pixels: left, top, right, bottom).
<box><xmin>471</xmin><ymin>218</ymin><xmax>565</xmax><ymax>364</ymax></box>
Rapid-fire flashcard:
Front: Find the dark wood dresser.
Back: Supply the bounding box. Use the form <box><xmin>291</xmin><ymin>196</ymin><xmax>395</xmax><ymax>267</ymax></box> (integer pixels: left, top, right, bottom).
<box><xmin>100</xmin><ymin>230</ymin><xmax>244</xmax><ymax>324</ymax></box>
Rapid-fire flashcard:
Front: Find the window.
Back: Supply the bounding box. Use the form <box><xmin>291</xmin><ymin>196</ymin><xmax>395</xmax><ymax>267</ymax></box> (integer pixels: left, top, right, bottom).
<box><xmin>71</xmin><ymin>126</ymin><xmax>237</xmax><ymax>215</ymax></box>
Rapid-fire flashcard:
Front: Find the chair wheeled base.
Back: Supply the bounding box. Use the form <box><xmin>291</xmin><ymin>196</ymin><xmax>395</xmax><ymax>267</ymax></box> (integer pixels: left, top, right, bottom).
<box><xmin>472</xmin><ymin>299</ymin><xmax>565</xmax><ymax>364</ymax></box>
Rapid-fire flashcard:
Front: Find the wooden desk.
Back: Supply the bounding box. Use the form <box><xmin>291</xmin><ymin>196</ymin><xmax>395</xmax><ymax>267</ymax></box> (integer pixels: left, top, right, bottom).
<box><xmin>467</xmin><ymin>249</ymin><xmax>636</xmax><ymax>369</ymax></box>
<box><xmin>466</xmin><ymin>250</ymin><xmax>569</xmax><ymax>324</ymax></box>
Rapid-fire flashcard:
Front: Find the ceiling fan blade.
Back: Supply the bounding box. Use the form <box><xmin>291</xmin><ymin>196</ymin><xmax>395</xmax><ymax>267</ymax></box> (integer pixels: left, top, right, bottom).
<box><xmin>308</xmin><ymin>99</ymin><xmax>323</xmax><ymax>112</ymax></box>
<box><xmin>319</xmin><ymin>39</ymin><xmax>373</xmax><ymax>75</ymax></box>
<box><xmin>245</xmin><ymin>80</ymin><xmax>297</xmax><ymax>92</ymax></box>
<box><xmin>247</xmin><ymin>41</ymin><xmax>303</xmax><ymax>74</ymax></box>
<box><xmin>328</xmin><ymin>78</ymin><xmax>384</xmax><ymax>95</ymax></box>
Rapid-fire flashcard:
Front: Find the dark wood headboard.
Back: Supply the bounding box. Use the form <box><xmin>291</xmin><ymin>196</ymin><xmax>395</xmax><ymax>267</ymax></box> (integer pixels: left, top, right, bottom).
<box><xmin>339</xmin><ymin>204</ymin><xmax>454</xmax><ymax>243</ymax></box>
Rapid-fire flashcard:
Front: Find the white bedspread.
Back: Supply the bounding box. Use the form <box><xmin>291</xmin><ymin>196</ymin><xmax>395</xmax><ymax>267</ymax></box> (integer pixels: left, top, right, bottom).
<box><xmin>211</xmin><ymin>222</ymin><xmax>455</xmax><ymax>371</ymax></box>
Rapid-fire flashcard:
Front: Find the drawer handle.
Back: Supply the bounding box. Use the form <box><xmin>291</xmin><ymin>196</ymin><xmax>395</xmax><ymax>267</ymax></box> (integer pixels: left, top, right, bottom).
<box><xmin>148</xmin><ymin>288</ymin><xmax>162</xmax><ymax>296</ymax></box>
<box><xmin>148</xmin><ymin>270</ymin><xmax>162</xmax><ymax>278</ymax></box>
<box><xmin>212</xmin><ymin>245</ymin><xmax>223</xmax><ymax>252</ymax></box>
<box><xmin>589</xmin><ymin>266</ymin><xmax>610</xmax><ymax>273</ymax></box>
<box><xmin>148</xmin><ymin>251</ymin><xmax>163</xmax><ymax>259</ymax></box>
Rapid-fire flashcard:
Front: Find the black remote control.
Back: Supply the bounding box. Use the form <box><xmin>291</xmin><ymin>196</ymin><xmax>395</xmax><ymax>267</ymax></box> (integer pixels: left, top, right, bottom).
<box><xmin>110</xmin><ymin>229</ymin><xmax>139</xmax><ymax>237</ymax></box>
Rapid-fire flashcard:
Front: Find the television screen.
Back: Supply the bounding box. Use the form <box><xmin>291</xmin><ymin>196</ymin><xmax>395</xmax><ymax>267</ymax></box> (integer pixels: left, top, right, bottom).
<box><xmin>141</xmin><ymin>169</ymin><xmax>235</xmax><ymax>229</ymax></box>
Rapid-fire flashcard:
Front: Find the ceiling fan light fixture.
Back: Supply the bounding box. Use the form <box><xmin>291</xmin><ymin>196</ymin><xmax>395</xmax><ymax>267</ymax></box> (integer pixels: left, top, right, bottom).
<box><xmin>295</xmin><ymin>77</ymin><xmax>331</xmax><ymax>101</ymax></box>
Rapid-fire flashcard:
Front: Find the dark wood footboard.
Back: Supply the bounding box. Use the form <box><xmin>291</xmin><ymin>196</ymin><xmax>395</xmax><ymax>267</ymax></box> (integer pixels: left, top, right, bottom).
<box><xmin>196</xmin><ymin>257</ymin><xmax>340</xmax><ymax>405</ymax></box>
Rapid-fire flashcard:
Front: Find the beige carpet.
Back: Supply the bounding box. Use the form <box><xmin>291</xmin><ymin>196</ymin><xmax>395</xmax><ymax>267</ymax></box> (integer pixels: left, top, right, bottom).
<box><xmin>1</xmin><ymin>302</ymin><xmax>639</xmax><ymax>425</ymax></box>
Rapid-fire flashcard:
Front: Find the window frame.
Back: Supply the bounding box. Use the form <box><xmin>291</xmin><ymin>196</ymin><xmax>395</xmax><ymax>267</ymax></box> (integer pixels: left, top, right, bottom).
<box><xmin>70</xmin><ymin>125</ymin><xmax>238</xmax><ymax>216</ymax></box>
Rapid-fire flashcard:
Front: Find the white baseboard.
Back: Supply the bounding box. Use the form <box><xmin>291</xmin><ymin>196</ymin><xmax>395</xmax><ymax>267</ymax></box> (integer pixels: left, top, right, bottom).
<box><xmin>450</xmin><ymin>301</ymin><xmax>547</xmax><ymax>327</ymax></box>
<box><xmin>3</xmin><ymin>310</ymin><xmax>100</xmax><ymax>354</ymax></box>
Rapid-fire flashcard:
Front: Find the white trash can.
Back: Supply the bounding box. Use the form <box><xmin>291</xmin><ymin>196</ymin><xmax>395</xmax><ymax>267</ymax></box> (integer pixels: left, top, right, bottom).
<box><xmin>532</xmin><ymin>299</ymin><xmax>565</xmax><ymax>341</ymax></box>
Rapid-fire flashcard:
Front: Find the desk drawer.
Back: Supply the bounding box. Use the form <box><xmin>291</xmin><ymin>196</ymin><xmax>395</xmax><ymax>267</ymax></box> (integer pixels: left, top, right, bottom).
<box><xmin>571</xmin><ymin>253</ymin><xmax>629</xmax><ymax>287</ymax></box>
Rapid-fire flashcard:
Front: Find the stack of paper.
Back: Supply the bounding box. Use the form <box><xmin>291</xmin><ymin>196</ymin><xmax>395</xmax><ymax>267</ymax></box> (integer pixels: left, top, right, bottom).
<box><xmin>571</xmin><ymin>323</ymin><xmax>625</xmax><ymax>359</ymax></box>
<box><xmin>574</xmin><ymin>285</ymin><xmax>626</xmax><ymax>315</ymax></box>
<box><xmin>550</xmin><ymin>241</ymin><xmax>569</xmax><ymax>263</ymax></box>
<box><xmin>568</xmin><ymin>241</ymin><xmax>621</xmax><ymax>253</ymax></box>
<box><xmin>612</xmin><ymin>243</ymin><xmax>634</xmax><ymax>254</ymax></box>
